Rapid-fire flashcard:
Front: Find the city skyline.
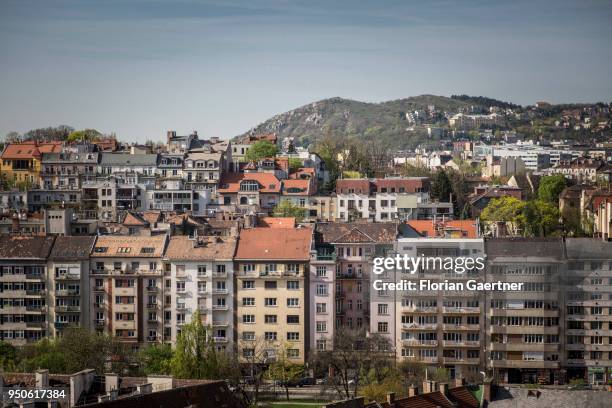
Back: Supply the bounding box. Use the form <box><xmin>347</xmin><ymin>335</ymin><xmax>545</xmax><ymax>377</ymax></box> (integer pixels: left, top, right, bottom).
<box><xmin>1</xmin><ymin>0</ymin><xmax>611</xmax><ymax>142</ymax></box>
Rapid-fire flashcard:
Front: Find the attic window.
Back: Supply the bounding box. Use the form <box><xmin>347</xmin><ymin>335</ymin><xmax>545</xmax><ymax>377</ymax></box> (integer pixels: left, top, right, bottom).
<box><xmin>269</xmin><ymin>184</ymin><xmax>276</xmax><ymax>189</ymax></box>
<box><xmin>94</xmin><ymin>247</ymin><xmax>108</xmax><ymax>253</ymax></box>
<box><xmin>141</xmin><ymin>247</ymin><xmax>155</xmax><ymax>254</ymax></box>
<box><xmin>117</xmin><ymin>247</ymin><xmax>131</xmax><ymax>253</ymax></box>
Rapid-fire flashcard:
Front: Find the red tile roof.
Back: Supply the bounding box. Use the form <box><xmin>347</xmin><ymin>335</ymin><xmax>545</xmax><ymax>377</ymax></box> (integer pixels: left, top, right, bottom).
<box><xmin>282</xmin><ymin>179</ymin><xmax>311</xmax><ymax>195</ymax></box>
<box><xmin>218</xmin><ymin>172</ymin><xmax>281</xmax><ymax>193</ymax></box>
<box><xmin>235</xmin><ymin>227</ymin><xmax>312</xmax><ymax>260</ymax></box>
<box><xmin>336</xmin><ymin>179</ymin><xmax>372</xmax><ymax>194</ymax></box>
<box><xmin>447</xmin><ymin>386</ymin><xmax>479</xmax><ymax>408</ymax></box>
<box><xmin>259</xmin><ymin>217</ymin><xmax>296</xmax><ymax>228</ymax></box>
<box><xmin>394</xmin><ymin>391</ymin><xmax>454</xmax><ymax>408</ymax></box>
<box><xmin>1</xmin><ymin>141</ymin><xmax>62</xmax><ymax>160</ymax></box>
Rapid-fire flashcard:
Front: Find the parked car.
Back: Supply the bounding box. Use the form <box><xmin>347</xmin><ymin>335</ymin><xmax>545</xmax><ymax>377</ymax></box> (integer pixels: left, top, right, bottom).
<box><xmin>280</xmin><ymin>377</ymin><xmax>315</xmax><ymax>387</ymax></box>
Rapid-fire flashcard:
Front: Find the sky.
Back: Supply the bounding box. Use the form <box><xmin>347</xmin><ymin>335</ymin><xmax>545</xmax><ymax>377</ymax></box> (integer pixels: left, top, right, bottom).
<box><xmin>0</xmin><ymin>0</ymin><xmax>611</xmax><ymax>143</ymax></box>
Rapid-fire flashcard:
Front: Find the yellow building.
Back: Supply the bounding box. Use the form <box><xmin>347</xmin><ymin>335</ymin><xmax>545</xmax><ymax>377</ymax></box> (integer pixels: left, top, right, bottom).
<box><xmin>0</xmin><ymin>141</ymin><xmax>62</xmax><ymax>187</ymax></box>
<box><xmin>235</xmin><ymin>226</ymin><xmax>312</xmax><ymax>364</ymax></box>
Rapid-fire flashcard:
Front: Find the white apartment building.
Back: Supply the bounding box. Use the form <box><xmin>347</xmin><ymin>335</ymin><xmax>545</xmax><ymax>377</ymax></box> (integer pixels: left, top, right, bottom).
<box><xmin>164</xmin><ymin>235</ymin><xmax>236</xmax><ymax>351</ymax></box>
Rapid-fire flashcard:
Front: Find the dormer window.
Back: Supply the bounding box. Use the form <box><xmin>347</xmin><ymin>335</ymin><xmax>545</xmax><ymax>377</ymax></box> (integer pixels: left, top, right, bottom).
<box><xmin>240</xmin><ymin>180</ymin><xmax>260</xmax><ymax>192</ymax></box>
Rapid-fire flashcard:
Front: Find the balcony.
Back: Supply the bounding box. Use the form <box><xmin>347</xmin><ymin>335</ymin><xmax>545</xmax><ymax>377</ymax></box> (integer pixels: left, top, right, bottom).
<box><xmin>146</xmin><ymin>286</ymin><xmax>158</xmax><ymax>292</ymax></box>
<box><xmin>213</xmin><ymin>337</ymin><xmax>228</xmax><ymax>343</ymax></box>
<box><xmin>403</xmin><ymin>306</ymin><xmax>438</xmax><ymax>313</ymax></box>
<box><xmin>198</xmin><ymin>306</ymin><xmax>208</xmax><ymax>313</ymax></box>
<box><xmin>212</xmin><ymin>304</ymin><xmax>228</xmax><ymax>311</ymax></box>
<box><xmin>55</xmin><ymin>305</ymin><xmax>80</xmax><ymax>312</ymax></box>
<box><xmin>490</xmin><ymin>360</ymin><xmax>560</xmax><ymax>369</ymax></box>
<box><xmin>25</xmin><ymin>305</ymin><xmax>45</xmax><ymax>312</ymax></box>
<box><xmin>95</xmin><ymin>319</ymin><xmax>105</xmax><ymax>327</ymax></box>
<box><xmin>26</xmin><ymin>289</ymin><xmax>45</xmax><ymax>296</ymax></box>
<box><xmin>213</xmin><ymin>320</ymin><xmax>229</xmax><ymax>326</ymax></box>
<box><xmin>25</xmin><ymin>321</ymin><xmax>46</xmax><ymax>329</ymax></box>
<box><xmin>212</xmin><ymin>288</ymin><xmax>228</xmax><ymax>295</ymax></box>
<box><xmin>443</xmin><ymin>306</ymin><xmax>480</xmax><ymax>313</ymax></box>
<box><xmin>55</xmin><ymin>274</ymin><xmax>80</xmax><ymax>281</ymax></box>
<box><xmin>55</xmin><ymin>289</ymin><xmax>80</xmax><ymax>297</ymax></box>
<box><xmin>489</xmin><ymin>325</ymin><xmax>558</xmax><ymax>335</ymax></box>
<box><xmin>402</xmin><ymin>323</ymin><xmax>437</xmax><ymax>330</ymax></box>
<box><xmin>315</xmin><ymin>253</ymin><xmax>336</xmax><ymax>262</ymax></box>
<box><xmin>25</xmin><ymin>273</ymin><xmax>44</xmax><ymax>281</ymax></box>
<box><xmin>442</xmin><ymin>324</ymin><xmax>480</xmax><ymax>331</ymax></box>
<box><xmin>213</xmin><ymin>271</ymin><xmax>227</xmax><ymax>278</ymax></box>
<box><xmin>176</xmin><ymin>304</ymin><xmax>187</xmax><ymax>311</ymax></box>
<box><xmin>147</xmin><ymin>336</ymin><xmax>160</xmax><ymax>342</ymax></box>
<box><xmin>402</xmin><ymin>339</ymin><xmax>438</xmax><ymax>347</ymax></box>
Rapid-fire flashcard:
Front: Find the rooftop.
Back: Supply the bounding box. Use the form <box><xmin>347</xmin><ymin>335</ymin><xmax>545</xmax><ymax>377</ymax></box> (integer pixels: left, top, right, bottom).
<box><xmin>165</xmin><ymin>235</ymin><xmax>236</xmax><ymax>261</ymax></box>
<box><xmin>50</xmin><ymin>236</ymin><xmax>97</xmax><ymax>260</ymax></box>
<box><xmin>0</xmin><ymin>235</ymin><xmax>56</xmax><ymax>260</ymax></box>
<box><xmin>235</xmin><ymin>227</ymin><xmax>312</xmax><ymax>261</ymax></box>
<box><xmin>91</xmin><ymin>235</ymin><xmax>167</xmax><ymax>258</ymax></box>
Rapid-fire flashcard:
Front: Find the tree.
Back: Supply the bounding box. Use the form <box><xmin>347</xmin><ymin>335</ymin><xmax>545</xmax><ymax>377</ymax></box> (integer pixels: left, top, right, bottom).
<box><xmin>480</xmin><ymin>196</ymin><xmax>526</xmax><ymax>236</ymax></box>
<box><xmin>0</xmin><ymin>341</ymin><xmax>18</xmax><ymax>371</ymax></box>
<box><xmin>431</xmin><ymin>170</ymin><xmax>452</xmax><ymax>202</ymax></box>
<box><xmin>171</xmin><ymin>310</ymin><xmax>220</xmax><ymax>379</ymax></box>
<box><xmin>273</xmin><ymin>200</ymin><xmax>306</xmax><ymax>221</ymax></box>
<box><xmin>288</xmin><ymin>158</ymin><xmax>303</xmax><ymax>173</ymax></box>
<box><xmin>23</xmin><ymin>125</ymin><xmax>74</xmax><ymax>141</ymax></box>
<box><xmin>266</xmin><ymin>342</ymin><xmax>304</xmax><ymax>400</ymax></box>
<box><xmin>244</xmin><ymin>140</ymin><xmax>278</xmax><ymax>162</ymax></box>
<box><xmin>400</xmin><ymin>163</ymin><xmax>433</xmax><ymax>178</ymax></box>
<box><xmin>538</xmin><ymin>174</ymin><xmax>567</xmax><ymax>203</ymax></box>
<box><xmin>522</xmin><ymin>200</ymin><xmax>560</xmax><ymax>237</ymax></box>
<box><xmin>66</xmin><ymin>129</ymin><xmax>102</xmax><ymax>143</ymax></box>
<box><xmin>138</xmin><ymin>344</ymin><xmax>173</xmax><ymax>375</ymax></box>
<box><xmin>238</xmin><ymin>336</ymin><xmax>276</xmax><ymax>405</ymax></box>
<box><xmin>310</xmin><ymin>328</ymin><xmax>393</xmax><ymax>400</ymax></box>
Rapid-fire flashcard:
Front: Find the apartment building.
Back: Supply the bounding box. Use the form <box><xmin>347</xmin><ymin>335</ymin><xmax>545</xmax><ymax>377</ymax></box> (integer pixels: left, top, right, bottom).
<box><xmin>395</xmin><ymin>236</ymin><xmax>485</xmax><ymax>381</ymax></box>
<box><xmin>315</xmin><ymin>222</ymin><xmax>397</xmax><ymax>337</ymax></box>
<box><xmin>335</xmin><ymin>178</ymin><xmax>432</xmax><ymax>222</ymax></box>
<box><xmin>41</xmin><ymin>150</ymin><xmax>99</xmax><ymax>190</ymax></box>
<box><xmin>564</xmin><ymin>238</ymin><xmax>612</xmax><ymax>385</ymax></box>
<box><xmin>48</xmin><ymin>236</ymin><xmax>96</xmax><ymax>337</ymax></box>
<box><xmin>184</xmin><ymin>151</ymin><xmax>224</xmax><ymax>191</ymax></box>
<box><xmin>235</xmin><ymin>226</ymin><xmax>312</xmax><ymax>364</ymax></box>
<box><xmin>485</xmin><ymin>238</ymin><xmax>564</xmax><ymax>385</ymax></box>
<box><xmin>90</xmin><ymin>235</ymin><xmax>168</xmax><ymax>346</ymax></box>
<box><xmin>0</xmin><ymin>235</ymin><xmax>54</xmax><ymax>345</ymax></box>
<box><xmin>164</xmin><ymin>235</ymin><xmax>236</xmax><ymax>350</ymax></box>
<box><xmin>0</xmin><ymin>141</ymin><xmax>62</xmax><ymax>186</ymax></box>
<box><xmin>310</xmin><ymin>231</ymin><xmax>336</xmax><ymax>352</ymax></box>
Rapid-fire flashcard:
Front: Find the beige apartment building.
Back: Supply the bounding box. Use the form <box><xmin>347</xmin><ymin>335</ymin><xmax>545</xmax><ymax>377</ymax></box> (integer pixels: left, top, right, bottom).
<box><xmin>485</xmin><ymin>238</ymin><xmax>564</xmax><ymax>385</ymax></box>
<box><xmin>0</xmin><ymin>236</ymin><xmax>54</xmax><ymax>345</ymax></box>
<box><xmin>90</xmin><ymin>235</ymin><xmax>168</xmax><ymax>347</ymax></box>
<box><xmin>235</xmin><ymin>226</ymin><xmax>312</xmax><ymax>364</ymax></box>
<box><xmin>48</xmin><ymin>236</ymin><xmax>96</xmax><ymax>337</ymax></box>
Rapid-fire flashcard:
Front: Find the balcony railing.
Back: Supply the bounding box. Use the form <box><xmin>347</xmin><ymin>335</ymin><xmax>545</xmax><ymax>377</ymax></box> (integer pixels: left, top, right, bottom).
<box><xmin>212</xmin><ymin>288</ymin><xmax>228</xmax><ymax>295</ymax></box>
<box><xmin>212</xmin><ymin>304</ymin><xmax>228</xmax><ymax>311</ymax></box>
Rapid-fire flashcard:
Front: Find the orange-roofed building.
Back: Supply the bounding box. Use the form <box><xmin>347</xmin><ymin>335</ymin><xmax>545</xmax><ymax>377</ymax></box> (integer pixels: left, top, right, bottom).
<box><xmin>258</xmin><ymin>217</ymin><xmax>296</xmax><ymax>228</ymax></box>
<box><xmin>405</xmin><ymin>219</ymin><xmax>480</xmax><ymax>238</ymax></box>
<box><xmin>218</xmin><ymin>172</ymin><xmax>282</xmax><ymax>209</ymax></box>
<box><xmin>1</xmin><ymin>141</ymin><xmax>62</xmax><ymax>186</ymax></box>
<box><xmin>235</xmin><ymin>226</ymin><xmax>312</xmax><ymax>363</ymax></box>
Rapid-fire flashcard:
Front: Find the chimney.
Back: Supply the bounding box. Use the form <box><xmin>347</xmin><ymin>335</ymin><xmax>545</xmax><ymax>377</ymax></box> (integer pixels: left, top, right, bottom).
<box><xmin>407</xmin><ymin>384</ymin><xmax>418</xmax><ymax>397</ymax></box>
<box><xmin>483</xmin><ymin>381</ymin><xmax>492</xmax><ymax>404</ymax></box>
<box><xmin>105</xmin><ymin>373</ymin><xmax>119</xmax><ymax>393</ymax></box>
<box><xmin>422</xmin><ymin>380</ymin><xmax>436</xmax><ymax>394</ymax></box>
<box><xmin>166</xmin><ymin>130</ymin><xmax>176</xmax><ymax>145</ymax></box>
<box><xmin>438</xmin><ymin>382</ymin><xmax>449</xmax><ymax>396</ymax></box>
<box><xmin>454</xmin><ymin>377</ymin><xmax>465</xmax><ymax>388</ymax></box>
<box><xmin>35</xmin><ymin>369</ymin><xmax>49</xmax><ymax>388</ymax></box>
<box><xmin>386</xmin><ymin>392</ymin><xmax>395</xmax><ymax>407</ymax></box>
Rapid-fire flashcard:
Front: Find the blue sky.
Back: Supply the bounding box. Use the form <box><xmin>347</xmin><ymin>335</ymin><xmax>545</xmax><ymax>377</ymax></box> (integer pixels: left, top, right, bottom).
<box><xmin>0</xmin><ymin>0</ymin><xmax>610</xmax><ymax>142</ymax></box>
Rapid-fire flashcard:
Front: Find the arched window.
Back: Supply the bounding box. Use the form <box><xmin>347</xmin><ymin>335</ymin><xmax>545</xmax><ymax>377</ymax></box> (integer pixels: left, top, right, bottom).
<box><xmin>240</xmin><ymin>196</ymin><xmax>248</xmax><ymax>205</ymax></box>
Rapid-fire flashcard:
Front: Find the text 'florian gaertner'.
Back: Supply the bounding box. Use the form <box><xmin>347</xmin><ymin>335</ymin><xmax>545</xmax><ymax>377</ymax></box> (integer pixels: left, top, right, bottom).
<box><xmin>371</xmin><ymin>254</ymin><xmax>525</xmax><ymax>292</ymax></box>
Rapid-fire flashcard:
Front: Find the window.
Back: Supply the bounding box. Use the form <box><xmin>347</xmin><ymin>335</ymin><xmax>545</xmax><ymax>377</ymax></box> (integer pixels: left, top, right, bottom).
<box><xmin>265</xmin><ymin>281</ymin><xmax>277</xmax><ymax>290</ymax></box>
<box><xmin>242</xmin><ymin>297</ymin><xmax>255</xmax><ymax>306</ymax></box>
<box><xmin>378</xmin><ymin>304</ymin><xmax>389</xmax><ymax>315</ymax></box>
<box><xmin>378</xmin><ymin>322</ymin><xmax>388</xmax><ymax>333</ymax></box>
<box><xmin>316</xmin><ymin>303</ymin><xmax>327</xmax><ymax>314</ymax></box>
<box><xmin>265</xmin><ymin>298</ymin><xmax>277</xmax><ymax>307</ymax></box>
<box><xmin>265</xmin><ymin>315</ymin><xmax>278</xmax><ymax>324</ymax></box>
<box><xmin>265</xmin><ymin>331</ymin><xmax>277</xmax><ymax>341</ymax></box>
<box><xmin>242</xmin><ymin>332</ymin><xmax>255</xmax><ymax>341</ymax></box>
<box><xmin>316</xmin><ymin>266</ymin><xmax>327</xmax><ymax>277</ymax></box>
<box><xmin>316</xmin><ymin>284</ymin><xmax>328</xmax><ymax>295</ymax></box>
<box><xmin>242</xmin><ymin>315</ymin><xmax>255</xmax><ymax>324</ymax></box>
<box><xmin>287</xmin><ymin>315</ymin><xmax>299</xmax><ymax>324</ymax></box>
<box><xmin>287</xmin><ymin>332</ymin><xmax>300</xmax><ymax>341</ymax></box>
<box><xmin>242</xmin><ymin>280</ymin><xmax>255</xmax><ymax>289</ymax></box>
<box><xmin>287</xmin><ymin>298</ymin><xmax>299</xmax><ymax>307</ymax></box>
<box><xmin>287</xmin><ymin>281</ymin><xmax>300</xmax><ymax>290</ymax></box>
<box><xmin>316</xmin><ymin>321</ymin><xmax>327</xmax><ymax>332</ymax></box>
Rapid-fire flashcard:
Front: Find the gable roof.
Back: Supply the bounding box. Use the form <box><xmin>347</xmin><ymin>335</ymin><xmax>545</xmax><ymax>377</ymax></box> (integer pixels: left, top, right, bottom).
<box><xmin>50</xmin><ymin>236</ymin><xmax>96</xmax><ymax>260</ymax></box>
<box><xmin>282</xmin><ymin>179</ymin><xmax>311</xmax><ymax>195</ymax></box>
<box><xmin>218</xmin><ymin>173</ymin><xmax>282</xmax><ymax>193</ymax></box>
<box><xmin>316</xmin><ymin>222</ymin><xmax>398</xmax><ymax>244</ymax></box>
<box><xmin>235</xmin><ymin>227</ymin><xmax>312</xmax><ymax>261</ymax></box>
<box><xmin>394</xmin><ymin>390</ymin><xmax>454</xmax><ymax>408</ymax></box>
<box><xmin>447</xmin><ymin>386</ymin><xmax>479</xmax><ymax>408</ymax></box>
<box><xmin>123</xmin><ymin>212</ymin><xmax>148</xmax><ymax>226</ymax></box>
<box><xmin>0</xmin><ymin>235</ymin><xmax>56</xmax><ymax>260</ymax></box>
<box><xmin>1</xmin><ymin>141</ymin><xmax>62</xmax><ymax>160</ymax></box>
<box><xmin>259</xmin><ymin>217</ymin><xmax>296</xmax><ymax>228</ymax></box>
<box><xmin>91</xmin><ymin>235</ymin><xmax>167</xmax><ymax>258</ymax></box>
<box><xmin>99</xmin><ymin>153</ymin><xmax>158</xmax><ymax>166</ymax></box>
<box><xmin>406</xmin><ymin>220</ymin><xmax>479</xmax><ymax>238</ymax></box>
<box><xmin>165</xmin><ymin>235</ymin><xmax>236</xmax><ymax>261</ymax></box>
